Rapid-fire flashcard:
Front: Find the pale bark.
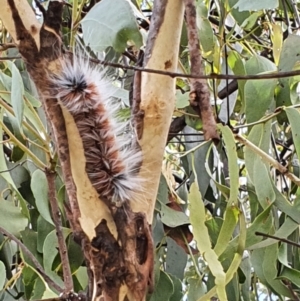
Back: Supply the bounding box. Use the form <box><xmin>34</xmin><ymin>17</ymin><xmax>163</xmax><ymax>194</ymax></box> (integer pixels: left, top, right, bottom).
<box><xmin>0</xmin><ymin>0</ymin><xmax>185</xmax><ymax>300</ymax></box>
<box><xmin>134</xmin><ymin>0</ymin><xmax>185</xmax><ymax>223</ymax></box>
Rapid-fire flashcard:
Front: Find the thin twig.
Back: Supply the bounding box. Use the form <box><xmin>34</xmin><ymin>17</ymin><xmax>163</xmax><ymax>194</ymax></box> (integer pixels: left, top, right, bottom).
<box><xmin>0</xmin><ymin>43</ymin><xmax>16</xmax><ymax>51</ymax></box>
<box><xmin>3</xmin><ymin>55</ymin><xmax>300</xmax><ymax>81</ymax></box>
<box><xmin>45</xmin><ymin>169</ymin><xmax>74</xmax><ymax>293</ymax></box>
<box><xmin>0</xmin><ymin>56</ymin><xmax>21</xmax><ymax>60</ymax></box>
<box><xmin>235</xmin><ymin>134</ymin><xmax>300</xmax><ymax>186</ymax></box>
<box><xmin>255</xmin><ymin>231</ymin><xmax>300</xmax><ymax>248</ymax></box>
<box><xmin>0</xmin><ymin>226</ymin><xmax>64</xmax><ymax>293</ymax></box>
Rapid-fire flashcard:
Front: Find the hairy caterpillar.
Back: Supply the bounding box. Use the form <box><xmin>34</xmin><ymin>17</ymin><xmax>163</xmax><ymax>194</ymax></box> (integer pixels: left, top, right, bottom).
<box><xmin>50</xmin><ymin>54</ymin><xmax>143</xmax><ymax>205</ymax></box>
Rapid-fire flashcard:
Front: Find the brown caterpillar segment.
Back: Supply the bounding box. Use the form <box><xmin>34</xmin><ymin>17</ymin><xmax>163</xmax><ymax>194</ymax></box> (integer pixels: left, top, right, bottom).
<box><xmin>50</xmin><ymin>54</ymin><xmax>143</xmax><ymax>205</ymax></box>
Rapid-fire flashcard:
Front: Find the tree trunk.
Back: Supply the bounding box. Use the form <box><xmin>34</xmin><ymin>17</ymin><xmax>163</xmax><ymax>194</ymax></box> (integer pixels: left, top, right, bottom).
<box><xmin>0</xmin><ymin>0</ymin><xmax>184</xmax><ymax>300</ymax></box>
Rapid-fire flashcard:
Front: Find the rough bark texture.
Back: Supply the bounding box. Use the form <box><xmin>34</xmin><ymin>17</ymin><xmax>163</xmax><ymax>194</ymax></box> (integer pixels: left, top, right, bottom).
<box><xmin>184</xmin><ymin>0</ymin><xmax>219</xmax><ymax>142</ymax></box>
<box><xmin>0</xmin><ymin>1</ymin><xmax>156</xmax><ymax>300</ymax></box>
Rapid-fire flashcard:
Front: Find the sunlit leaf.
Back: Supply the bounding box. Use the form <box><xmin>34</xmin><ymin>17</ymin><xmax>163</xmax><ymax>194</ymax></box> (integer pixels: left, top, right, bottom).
<box><xmin>189</xmin><ymin>183</ymin><xmax>227</xmax><ymax>301</ymax></box>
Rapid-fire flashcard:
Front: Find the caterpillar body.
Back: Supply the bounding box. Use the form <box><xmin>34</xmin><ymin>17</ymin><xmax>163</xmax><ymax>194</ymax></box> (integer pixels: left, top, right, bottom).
<box><xmin>50</xmin><ymin>55</ymin><xmax>143</xmax><ymax>205</ymax></box>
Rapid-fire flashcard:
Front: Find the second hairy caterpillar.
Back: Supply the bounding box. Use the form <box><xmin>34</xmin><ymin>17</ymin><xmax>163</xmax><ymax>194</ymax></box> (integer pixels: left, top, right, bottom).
<box><xmin>50</xmin><ymin>54</ymin><xmax>143</xmax><ymax>205</ymax></box>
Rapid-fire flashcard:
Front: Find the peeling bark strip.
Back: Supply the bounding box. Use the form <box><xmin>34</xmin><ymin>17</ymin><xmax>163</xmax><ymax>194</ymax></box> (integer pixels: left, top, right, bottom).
<box><xmin>183</xmin><ymin>0</ymin><xmax>220</xmax><ymax>142</ymax></box>
<box><xmin>1</xmin><ymin>1</ymin><xmax>154</xmax><ymax>300</ymax></box>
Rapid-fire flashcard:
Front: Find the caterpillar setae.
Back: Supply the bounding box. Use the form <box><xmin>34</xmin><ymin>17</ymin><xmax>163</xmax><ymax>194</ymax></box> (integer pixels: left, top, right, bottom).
<box><xmin>49</xmin><ymin>54</ymin><xmax>143</xmax><ymax>206</ymax></box>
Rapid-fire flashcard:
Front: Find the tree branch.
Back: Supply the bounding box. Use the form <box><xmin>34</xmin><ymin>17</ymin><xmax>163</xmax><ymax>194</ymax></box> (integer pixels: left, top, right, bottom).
<box><xmin>183</xmin><ymin>0</ymin><xmax>219</xmax><ymax>141</ymax></box>
<box><xmin>45</xmin><ymin>169</ymin><xmax>74</xmax><ymax>294</ymax></box>
<box><xmin>0</xmin><ymin>226</ymin><xmax>64</xmax><ymax>293</ymax></box>
<box><xmin>235</xmin><ymin>134</ymin><xmax>300</xmax><ymax>186</ymax></box>
<box><xmin>2</xmin><ymin>54</ymin><xmax>300</xmax><ymax>81</ymax></box>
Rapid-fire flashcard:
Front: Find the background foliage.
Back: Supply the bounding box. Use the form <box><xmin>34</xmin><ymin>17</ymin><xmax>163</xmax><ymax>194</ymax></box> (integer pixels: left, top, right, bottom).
<box><xmin>1</xmin><ymin>0</ymin><xmax>300</xmax><ymax>300</ymax></box>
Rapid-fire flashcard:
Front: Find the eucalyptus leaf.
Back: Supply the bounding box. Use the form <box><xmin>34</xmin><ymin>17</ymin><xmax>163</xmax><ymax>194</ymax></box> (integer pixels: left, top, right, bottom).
<box><xmin>0</xmin><ymin>199</ymin><xmax>27</xmax><ymax>237</ymax></box>
<box><xmin>189</xmin><ymin>183</ymin><xmax>227</xmax><ymax>301</ymax></box>
<box><xmin>148</xmin><ymin>270</ymin><xmax>174</xmax><ymax>301</ymax></box>
<box><xmin>244</xmin><ymin>79</ymin><xmax>277</xmax><ymax>123</ymax></box>
<box><xmin>166</xmin><ymin>237</ymin><xmax>187</xmax><ymax>280</ymax></box>
<box><xmin>0</xmin><ymin>261</ymin><xmax>6</xmax><ymax>289</ymax></box>
<box><xmin>277</xmin><ymin>35</ymin><xmax>300</xmax><ymax>108</ymax></box>
<box><xmin>234</xmin><ymin>0</ymin><xmax>278</xmax><ymax>11</ymax></box>
<box><xmin>31</xmin><ymin>170</ymin><xmax>53</xmax><ymax>225</ymax></box>
<box><xmin>81</xmin><ymin>0</ymin><xmax>142</xmax><ymax>53</ymax></box>
<box><xmin>160</xmin><ymin>203</ymin><xmax>189</xmax><ymax>227</ymax></box>
<box><xmin>6</xmin><ymin>61</ymin><xmax>24</xmax><ymax>131</ymax></box>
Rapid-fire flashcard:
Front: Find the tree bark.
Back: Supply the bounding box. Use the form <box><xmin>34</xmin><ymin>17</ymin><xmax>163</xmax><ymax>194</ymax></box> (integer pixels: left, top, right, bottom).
<box><xmin>0</xmin><ymin>0</ymin><xmax>184</xmax><ymax>300</ymax></box>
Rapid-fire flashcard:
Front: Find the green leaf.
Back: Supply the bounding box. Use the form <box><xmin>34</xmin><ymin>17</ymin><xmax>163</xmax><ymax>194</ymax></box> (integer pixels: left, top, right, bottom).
<box><xmin>240</xmin><ymin>12</ymin><xmax>261</xmax><ymax>31</ymax></box>
<box><xmin>277</xmin><ymin>35</ymin><xmax>300</xmax><ymax>108</ymax></box>
<box><xmin>228</xmin><ymin>0</ymin><xmax>250</xmax><ymax>26</ymax></box>
<box><xmin>252</xmin><ymin>160</ymin><xmax>276</xmax><ymax>209</ymax></box>
<box><xmin>75</xmin><ymin>267</ymin><xmax>88</xmax><ymax>290</ymax></box>
<box><xmin>285</xmin><ymin>107</ymin><xmax>300</xmax><ymax>158</ymax></box>
<box><xmin>81</xmin><ymin>0</ymin><xmax>143</xmax><ymax>53</ymax></box>
<box><xmin>244</xmin><ymin>121</ymin><xmax>271</xmax><ymax>183</ymax></box>
<box><xmin>219</xmin><ymin>125</ymin><xmax>239</xmax><ymax>205</ymax></box>
<box><xmin>272</xmin><ymin>186</ymin><xmax>300</xmax><ymax>223</ymax></box>
<box><xmin>214</xmin><ymin>207</ymin><xmax>239</xmax><ymax>257</ymax></box>
<box><xmin>175</xmin><ymin>91</ymin><xmax>189</xmax><ymax>109</ymax></box>
<box><xmin>0</xmin><ymin>261</ymin><xmax>6</xmax><ymax>289</ymax></box>
<box><xmin>0</xmin><ymin>109</ymin><xmax>29</xmax><ymax>218</ymax></box>
<box><xmin>270</xmin><ymin>23</ymin><xmax>282</xmax><ymax>65</ymax></box>
<box><xmin>6</xmin><ymin>61</ymin><xmax>24</xmax><ymax>131</ymax></box>
<box><xmin>244</xmin><ymin>79</ymin><xmax>277</xmax><ymax>123</ymax></box>
<box><xmin>0</xmin><ymin>199</ymin><xmax>27</xmax><ymax>237</ymax></box>
<box><xmin>22</xmin><ymin>266</ymin><xmax>37</xmax><ymax>300</ymax></box>
<box><xmin>160</xmin><ymin>203</ymin><xmax>189</xmax><ymax>227</ymax></box>
<box><xmin>31</xmin><ymin>170</ymin><xmax>53</xmax><ymax>225</ymax></box>
<box><xmin>234</xmin><ymin>0</ymin><xmax>278</xmax><ymax>11</ymax></box>
<box><xmin>250</xmin><ymin>217</ymin><xmax>298</xmax><ymax>250</ymax></box>
<box><xmin>21</xmin><ymin>228</ymin><xmax>42</xmax><ymax>268</ymax></box>
<box><xmin>31</xmin><ymin>278</ymin><xmax>46</xmax><ymax>300</ymax></box>
<box><xmin>240</xmin><ymin>257</ymin><xmax>251</xmax><ymax>301</ymax></box>
<box><xmin>262</xmin><ymin>244</ymin><xmax>292</xmax><ymax>297</ymax></box>
<box><xmin>165</xmin><ymin>237</ymin><xmax>187</xmax><ymax>280</ymax></box>
<box><xmin>245</xmin><ymin>205</ymin><xmax>273</xmax><ymax>249</ymax></box>
<box><xmin>278</xmin><ymin>266</ymin><xmax>300</xmax><ymax>288</ymax></box>
<box><xmin>24</xmin><ymin>92</ymin><xmax>41</xmax><ymax>108</ymax></box>
<box><xmin>41</xmin><ymin>229</ymin><xmax>70</xmax><ymax>290</ymax></box>
<box><xmin>0</xmin><ymin>234</ymin><xmax>13</xmax><ymax>279</ymax></box>
<box><xmin>245</xmin><ymin>55</ymin><xmax>277</xmax><ymax>75</ymax></box>
<box><xmin>243</xmin><ymin>56</ymin><xmax>277</xmax><ymax>121</ymax></box>
<box><xmin>199</xmin><ymin>214</ymin><xmax>246</xmax><ymax>301</ymax></box>
<box><xmin>169</xmin><ymin>274</ymin><xmax>183</xmax><ymax>301</ymax></box>
<box><xmin>196</xmin><ymin>3</ymin><xmax>214</xmax><ymax>57</ymax></box>
<box><xmin>68</xmin><ymin>237</ymin><xmax>84</xmax><ymax>272</ymax></box>
<box><xmin>43</xmin><ymin>228</ymin><xmax>71</xmax><ymax>273</ymax></box>
<box><xmin>187</xmin><ymin>277</ymin><xmax>206</xmax><ymax>301</ymax></box>
<box><xmin>156</xmin><ymin>174</ymin><xmax>169</xmax><ymax>206</ymax></box>
<box><xmin>148</xmin><ymin>270</ymin><xmax>174</xmax><ymax>301</ymax></box>
<box><xmin>189</xmin><ymin>183</ymin><xmax>227</xmax><ymax>301</ymax></box>
<box><xmin>37</xmin><ymin>216</ymin><xmax>55</xmax><ymax>253</ymax></box>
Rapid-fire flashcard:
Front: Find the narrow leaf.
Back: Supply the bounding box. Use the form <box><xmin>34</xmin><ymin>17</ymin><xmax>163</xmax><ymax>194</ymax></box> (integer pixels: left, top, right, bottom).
<box><xmin>6</xmin><ymin>61</ymin><xmax>24</xmax><ymax>130</ymax></box>
<box><xmin>189</xmin><ymin>183</ymin><xmax>227</xmax><ymax>301</ymax></box>
<box><xmin>31</xmin><ymin>170</ymin><xmax>53</xmax><ymax>225</ymax></box>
